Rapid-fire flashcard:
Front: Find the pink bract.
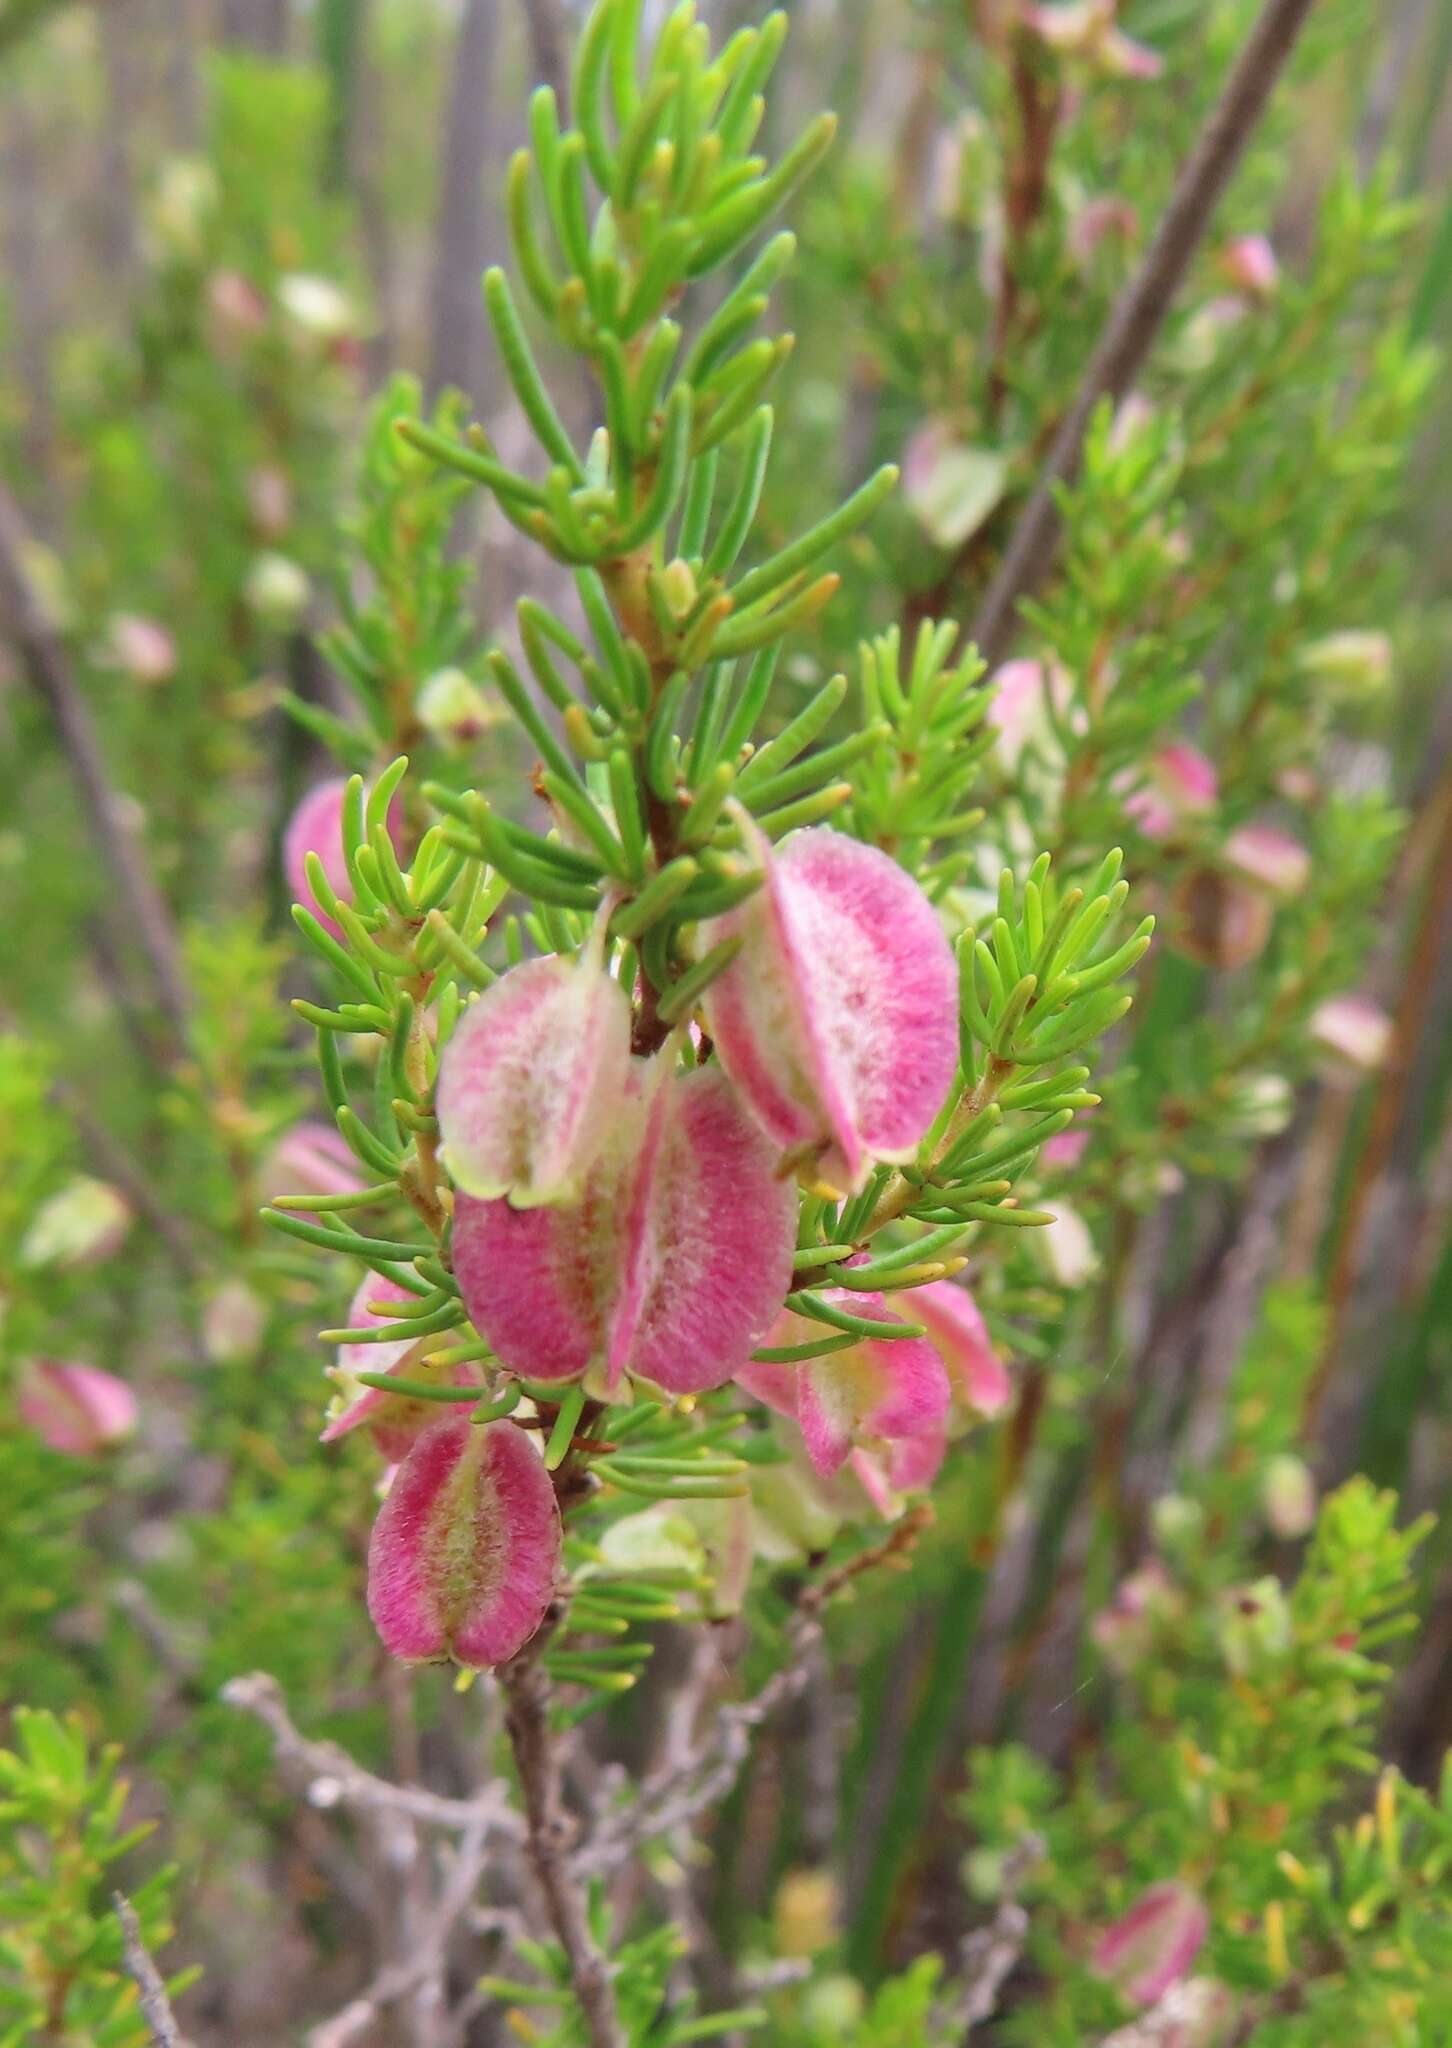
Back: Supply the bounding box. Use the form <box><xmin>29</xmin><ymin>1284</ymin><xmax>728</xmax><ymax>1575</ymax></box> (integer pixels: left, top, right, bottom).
<box><xmin>1125</xmin><ymin>743</ymin><xmax>1219</xmax><ymax>842</ymax></box>
<box><xmin>436</xmin><ymin>953</ymin><xmax>631</xmax><ymax>1207</ymax></box>
<box><xmin>367</xmin><ymin>1417</ymin><xmax>560</xmax><ymax>1667</ymax></box>
<box><xmin>322</xmin><ymin>1272</ymin><xmax>484</xmax><ymax>1462</ymax></box>
<box><xmin>850</xmin><ymin>1430</ymin><xmax>948</xmax><ymax>1517</ymax></box>
<box><xmin>1091</xmin><ymin>1882</ymin><xmax>1210</xmax><ymax>2009</ymax></box>
<box><xmin>1223</xmin><ymin>822</ymin><xmax>1311</xmax><ymax>898</ymax></box>
<box><xmin>17</xmin><ymin>1361</ymin><xmax>138</xmax><ymax>1457</ymax></box>
<box><xmin>738</xmin><ymin>1291</ymin><xmax>949</xmax><ymax>1477</ymax></box>
<box><xmin>108</xmin><ymin>614</ymin><xmax>177</xmax><ymax>684</ymax></box>
<box><xmin>1309</xmin><ymin>993</ymin><xmax>1392</xmax><ymax>1077</ymax></box>
<box><xmin>452</xmin><ymin>1062</ymin><xmax>796</xmax><ymax>1396</ymax></box>
<box><xmin>1041</xmin><ymin>1123</ymin><xmax>1091</xmax><ymax>1170</ymax></box>
<box><xmin>988</xmin><ymin>659</ymin><xmax>1049</xmax><ymax>769</ymax></box>
<box><xmin>267</xmin><ymin>1120</ymin><xmax>363</xmax><ymax>1207</ymax></box>
<box><xmin>1221</xmin><ymin>234</ymin><xmax>1279</xmax><ymax>298</ymax></box>
<box><xmin>912</xmin><ymin>1280</ymin><xmax>1012</xmax><ymax>1419</ymax></box>
<box><xmin>698</xmin><ymin>823</ymin><xmax>958</xmax><ymax>1195</ymax></box>
<box><xmin>284</xmin><ymin>777</ymin><xmax>404</xmax><ymax>941</ymax></box>
<box><xmin>1069</xmin><ymin>195</ymin><xmax>1138</xmax><ymax>265</ymax></box>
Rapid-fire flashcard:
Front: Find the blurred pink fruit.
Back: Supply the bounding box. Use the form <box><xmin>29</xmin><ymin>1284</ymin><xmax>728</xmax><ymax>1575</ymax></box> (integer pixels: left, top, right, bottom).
<box><xmin>18</xmin><ymin>1361</ymin><xmax>138</xmax><ymax>1457</ymax></box>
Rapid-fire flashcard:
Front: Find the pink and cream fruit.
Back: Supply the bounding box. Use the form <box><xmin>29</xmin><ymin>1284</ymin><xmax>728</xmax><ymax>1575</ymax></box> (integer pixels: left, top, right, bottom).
<box><xmin>698</xmin><ymin>823</ymin><xmax>958</xmax><ymax>1196</ymax></box>
<box><xmin>738</xmin><ymin>1291</ymin><xmax>950</xmax><ymax>1479</ymax></box>
<box><xmin>322</xmin><ymin>1272</ymin><xmax>484</xmax><ymax>1463</ymax></box>
<box><xmin>453</xmin><ymin>1062</ymin><xmax>796</xmax><ymax>1397</ymax></box>
<box><xmin>435</xmin><ymin>952</ymin><xmax>632</xmax><ymax>1208</ymax></box>
<box><xmin>367</xmin><ymin>1418</ymin><xmax>560</xmax><ymax>1667</ymax></box>
<box><xmin>741</xmin><ymin>1280</ymin><xmax>1002</xmax><ymax>1514</ymax></box>
<box><xmin>1091</xmin><ymin>1882</ymin><xmax>1210</xmax><ymax>2009</ymax></box>
<box><xmin>1124</xmin><ymin>743</ymin><xmax>1218</xmax><ymax>842</ymax></box>
<box><xmin>1022</xmin><ymin>1</ymin><xmax>1164</xmax><ymax>78</ymax></box>
<box><xmin>1220</xmin><ymin>234</ymin><xmax>1279</xmax><ymax>299</ymax></box>
<box><xmin>266</xmin><ymin>1120</ymin><xmax>364</xmax><ymax>1207</ymax></box>
<box><xmin>911</xmin><ymin>1280</ymin><xmax>1012</xmax><ymax>1423</ymax></box>
<box><xmin>1223</xmin><ymin>822</ymin><xmax>1311</xmax><ymax>898</ymax></box>
<box><xmin>986</xmin><ymin>658</ymin><xmax>1069</xmax><ymax>773</ymax></box>
<box><xmin>849</xmin><ymin>1431</ymin><xmax>949</xmax><ymax>1519</ymax></box>
<box><xmin>1173</xmin><ymin>820</ymin><xmax>1310</xmax><ymax>968</ymax></box>
<box><xmin>1309</xmin><ymin>993</ymin><xmax>1392</xmax><ymax>1078</ymax></box>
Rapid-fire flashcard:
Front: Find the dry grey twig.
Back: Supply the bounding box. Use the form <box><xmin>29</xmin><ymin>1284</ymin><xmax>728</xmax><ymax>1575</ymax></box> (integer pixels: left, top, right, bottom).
<box><xmin>114</xmin><ymin>1893</ymin><xmax>183</xmax><ymax>2048</ymax></box>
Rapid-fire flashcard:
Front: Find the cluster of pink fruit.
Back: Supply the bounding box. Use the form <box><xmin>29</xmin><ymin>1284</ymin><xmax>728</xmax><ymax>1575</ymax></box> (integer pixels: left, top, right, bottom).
<box><xmin>289</xmin><ymin>782</ymin><xmax>1011</xmax><ymax>1669</ymax></box>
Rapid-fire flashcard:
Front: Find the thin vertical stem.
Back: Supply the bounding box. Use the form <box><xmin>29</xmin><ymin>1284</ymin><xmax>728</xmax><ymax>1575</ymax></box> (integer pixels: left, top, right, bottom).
<box><xmin>499</xmin><ymin>1634</ymin><xmax>625</xmax><ymax>2048</ymax></box>
<box><xmin>429</xmin><ymin>0</ymin><xmax>500</xmax><ymax>404</ymax></box>
<box><xmin>970</xmin><ymin>0</ymin><xmax>1322</xmax><ymax>666</ymax></box>
<box><xmin>0</xmin><ymin>485</ymin><xmax>192</xmax><ymax>1047</ymax></box>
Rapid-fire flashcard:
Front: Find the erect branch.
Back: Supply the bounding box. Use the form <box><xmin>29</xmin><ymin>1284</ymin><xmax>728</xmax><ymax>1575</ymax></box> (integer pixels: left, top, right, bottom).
<box><xmin>428</xmin><ymin>0</ymin><xmax>500</xmax><ymax>405</ymax></box>
<box><xmin>499</xmin><ymin>1622</ymin><xmax>625</xmax><ymax>2048</ymax></box>
<box><xmin>1305</xmin><ymin>755</ymin><xmax>1452</xmax><ymax>1438</ymax></box>
<box><xmin>969</xmin><ymin>0</ymin><xmax>1321</xmax><ymax>667</ymax></box>
<box><xmin>113</xmin><ymin>1894</ymin><xmax>182</xmax><ymax>2048</ymax></box>
<box><xmin>0</xmin><ymin>483</ymin><xmax>191</xmax><ymax>1047</ymax></box>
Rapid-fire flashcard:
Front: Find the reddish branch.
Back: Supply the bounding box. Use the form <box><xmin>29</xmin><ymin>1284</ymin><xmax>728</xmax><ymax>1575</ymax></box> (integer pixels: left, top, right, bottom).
<box><xmin>497</xmin><ymin>1414</ymin><xmax>625</xmax><ymax>2048</ymax></box>
<box><xmin>984</xmin><ymin>38</ymin><xmax>1062</xmax><ymax>425</ymax></box>
<box><xmin>970</xmin><ymin>0</ymin><xmax>1323</xmax><ymax>667</ymax></box>
<box><xmin>1305</xmin><ymin>760</ymin><xmax>1452</xmax><ymax>1434</ymax></box>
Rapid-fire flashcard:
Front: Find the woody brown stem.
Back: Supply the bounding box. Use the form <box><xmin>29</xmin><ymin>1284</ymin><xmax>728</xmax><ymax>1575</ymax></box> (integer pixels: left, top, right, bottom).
<box><xmin>498</xmin><ymin>1636</ymin><xmax>624</xmax><ymax>2048</ymax></box>
<box><xmin>1305</xmin><ymin>761</ymin><xmax>1452</xmax><ymax>1434</ymax></box>
<box><xmin>984</xmin><ymin>37</ymin><xmax>1061</xmax><ymax>426</ymax></box>
<box><xmin>599</xmin><ymin>546</ymin><xmax>683</xmax><ymax>1057</ymax></box>
<box><xmin>495</xmin><ymin>1407</ymin><xmax>623</xmax><ymax>2047</ymax></box>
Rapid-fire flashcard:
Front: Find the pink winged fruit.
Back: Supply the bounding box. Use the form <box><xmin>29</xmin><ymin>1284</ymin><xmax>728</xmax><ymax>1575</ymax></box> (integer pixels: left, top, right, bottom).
<box><xmin>452</xmin><ymin>1061</ymin><xmax>796</xmax><ymax>1397</ymax></box>
<box><xmin>367</xmin><ymin>1417</ymin><xmax>560</xmax><ymax>1667</ymax></box>
<box><xmin>699</xmin><ymin>822</ymin><xmax>958</xmax><ymax>1196</ymax></box>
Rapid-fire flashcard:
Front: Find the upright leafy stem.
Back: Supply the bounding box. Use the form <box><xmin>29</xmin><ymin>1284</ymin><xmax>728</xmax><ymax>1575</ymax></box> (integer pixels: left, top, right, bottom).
<box><xmin>266</xmin><ymin>7</ymin><xmax>1151</xmax><ymax>2040</ymax></box>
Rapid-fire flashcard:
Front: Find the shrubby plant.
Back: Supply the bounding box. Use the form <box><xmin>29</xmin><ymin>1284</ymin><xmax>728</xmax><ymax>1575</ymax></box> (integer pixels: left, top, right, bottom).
<box><xmin>0</xmin><ymin>1707</ymin><xmax>192</xmax><ymax>2043</ymax></box>
<box><xmin>0</xmin><ymin>0</ymin><xmax>1448</xmax><ymax>2040</ymax></box>
<box><xmin>257</xmin><ymin>5</ymin><xmax>1146</xmax><ymax>2030</ymax></box>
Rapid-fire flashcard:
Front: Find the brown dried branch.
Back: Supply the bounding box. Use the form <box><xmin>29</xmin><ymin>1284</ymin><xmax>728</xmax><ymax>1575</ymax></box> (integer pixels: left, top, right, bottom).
<box><xmin>227</xmin><ymin>1670</ymin><xmax>521</xmax><ymax>2045</ymax></box>
<box><xmin>428</xmin><ymin>0</ymin><xmax>500</xmax><ymax>404</ymax></box>
<box><xmin>970</xmin><ymin>0</ymin><xmax>1322</xmax><ymax>667</ymax></box>
<box><xmin>500</xmin><ymin>1619</ymin><xmax>625</xmax><ymax>2048</ymax></box>
<box><xmin>984</xmin><ymin>36</ymin><xmax>1061</xmax><ymax>425</ymax></box>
